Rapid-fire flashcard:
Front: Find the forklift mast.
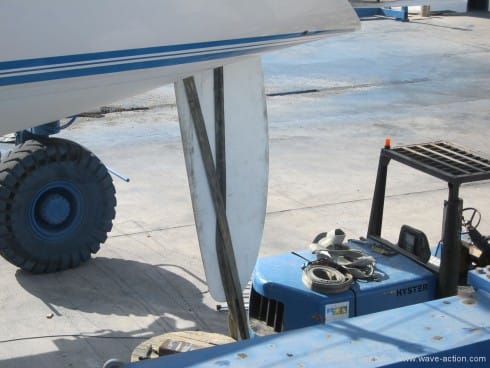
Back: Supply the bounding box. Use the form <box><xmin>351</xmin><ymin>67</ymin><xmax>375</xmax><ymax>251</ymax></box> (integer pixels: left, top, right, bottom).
<box><xmin>367</xmin><ymin>141</ymin><xmax>490</xmax><ymax>297</ymax></box>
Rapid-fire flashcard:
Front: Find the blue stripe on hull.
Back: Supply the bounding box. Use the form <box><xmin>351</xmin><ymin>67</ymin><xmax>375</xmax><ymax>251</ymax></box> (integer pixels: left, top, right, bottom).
<box><xmin>0</xmin><ymin>43</ymin><xmax>263</xmax><ymax>77</ymax></box>
<box><xmin>0</xmin><ymin>47</ymin><xmax>263</xmax><ymax>86</ymax></box>
<box><xmin>0</xmin><ymin>30</ymin><xmax>340</xmax><ymax>87</ymax></box>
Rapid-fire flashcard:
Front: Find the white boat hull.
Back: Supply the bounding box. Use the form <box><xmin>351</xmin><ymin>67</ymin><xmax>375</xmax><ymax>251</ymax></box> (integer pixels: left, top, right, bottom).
<box><xmin>0</xmin><ymin>0</ymin><xmax>359</xmax><ymax>135</ymax></box>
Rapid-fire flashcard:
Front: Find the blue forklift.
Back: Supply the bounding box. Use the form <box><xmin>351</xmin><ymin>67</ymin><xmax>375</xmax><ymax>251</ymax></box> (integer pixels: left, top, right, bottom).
<box><xmin>249</xmin><ymin>140</ymin><xmax>490</xmax><ymax>333</ymax></box>
<box><xmin>122</xmin><ymin>140</ymin><xmax>489</xmax><ymax>367</ymax></box>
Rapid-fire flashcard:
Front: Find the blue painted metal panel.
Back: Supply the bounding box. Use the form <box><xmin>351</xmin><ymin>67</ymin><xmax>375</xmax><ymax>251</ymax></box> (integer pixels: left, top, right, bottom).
<box><xmin>355</xmin><ymin>6</ymin><xmax>408</xmax><ymax>21</ymax></box>
<box><xmin>351</xmin><ymin>241</ymin><xmax>436</xmax><ymax>316</ymax></box>
<box><xmin>382</xmin><ymin>7</ymin><xmax>409</xmax><ymax>21</ymax></box>
<box><xmin>381</xmin><ymin>340</ymin><xmax>489</xmax><ymax>367</ymax></box>
<box><xmin>252</xmin><ymin>251</ymin><xmax>355</xmax><ymax>330</ymax></box>
<box><xmin>29</xmin><ymin>121</ymin><xmax>61</xmax><ymax>136</ymax></box>
<box><xmin>125</xmin><ymin>288</ymin><xmax>490</xmax><ymax>367</ymax></box>
<box><xmin>468</xmin><ymin>268</ymin><xmax>490</xmax><ymax>293</ymax></box>
<box><xmin>252</xmin><ymin>240</ymin><xmax>436</xmax><ymax>331</ymax></box>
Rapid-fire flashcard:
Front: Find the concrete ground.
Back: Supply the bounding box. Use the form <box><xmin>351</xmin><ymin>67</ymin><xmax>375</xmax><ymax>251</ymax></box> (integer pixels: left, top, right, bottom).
<box><xmin>1</xmin><ymin>11</ymin><xmax>489</xmax><ymax>368</ymax></box>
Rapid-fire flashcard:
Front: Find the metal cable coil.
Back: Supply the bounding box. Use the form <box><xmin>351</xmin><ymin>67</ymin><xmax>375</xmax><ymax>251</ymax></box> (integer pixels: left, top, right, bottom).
<box><xmin>302</xmin><ymin>259</ymin><xmax>354</xmax><ymax>294</ymax></box>
<box><xmin>314</xmin><ymin>249</ymin><xmax>376</xmax><ymax>280</ymax></box>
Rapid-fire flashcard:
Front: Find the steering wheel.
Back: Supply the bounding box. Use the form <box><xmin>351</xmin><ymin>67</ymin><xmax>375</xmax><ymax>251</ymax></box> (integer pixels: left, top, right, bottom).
<box><xmin>462</xmin><ymin>207</ymin><xmax>481</xmax><ymax>229</ymax></box>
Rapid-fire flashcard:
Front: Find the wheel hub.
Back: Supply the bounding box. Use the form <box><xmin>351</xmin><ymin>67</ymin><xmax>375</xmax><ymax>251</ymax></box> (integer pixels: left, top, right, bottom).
<box><xmin>29</xmin><ymin>181</ymin><xmax>82</xmax><ymax>240</ymax></box>
<box><xmin>39</xmin><ymin>193</ymin><xmax>71</xmax><ymax>226</ymax></box>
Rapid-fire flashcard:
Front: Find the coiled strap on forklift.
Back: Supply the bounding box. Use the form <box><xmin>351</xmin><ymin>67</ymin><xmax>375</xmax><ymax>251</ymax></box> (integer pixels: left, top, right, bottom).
<box><xmin>302</xmin><ymin>258</ymin><xmax>354</xmax><ymax>294</ymax></box>
<box><xmin>314</xmin><ymin>249</ymin><xmax>377</xmax><ymax>281</ymax></box>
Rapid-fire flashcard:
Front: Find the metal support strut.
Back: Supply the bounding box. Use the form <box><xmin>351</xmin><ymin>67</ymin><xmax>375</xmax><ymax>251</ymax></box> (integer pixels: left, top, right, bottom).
<box><xmin>367</xmin><ymin>154</ymin><xmax>391</xmax><ymax>237</ymax></box>
<box><xmin>438</xmin><ymin>184</ymin><xmax>462</xmax><ymax>297</ymax></box>
<box><xmin>182</xmin><ymin>72</ymin><xmax>250</xmax><ymax>340</ymax></box>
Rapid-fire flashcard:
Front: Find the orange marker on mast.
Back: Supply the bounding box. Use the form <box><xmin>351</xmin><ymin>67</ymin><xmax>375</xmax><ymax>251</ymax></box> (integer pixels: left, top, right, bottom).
<box><xmin>384</xmin><ymin>138</ymin><xmax>391</xmax><ymax>149</ymax></box>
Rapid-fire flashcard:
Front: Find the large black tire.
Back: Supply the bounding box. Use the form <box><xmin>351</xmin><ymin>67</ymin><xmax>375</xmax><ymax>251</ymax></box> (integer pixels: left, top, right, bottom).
<box><xmin>0</xmin><ymin>138</ymin><xmax>116</xmax><ymax>273</ymax></box>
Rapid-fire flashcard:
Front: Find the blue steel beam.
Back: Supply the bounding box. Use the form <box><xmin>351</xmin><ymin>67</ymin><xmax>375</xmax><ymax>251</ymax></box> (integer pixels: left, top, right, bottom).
<box><xmin>355</xmin><ymin>6</ymin><xmax>409</xmax><ymax>21</ymax></box>
<box><xmin>125</xmin><ymin>271</ymin><xmax>490</xmax><ymax>367</ymax></box>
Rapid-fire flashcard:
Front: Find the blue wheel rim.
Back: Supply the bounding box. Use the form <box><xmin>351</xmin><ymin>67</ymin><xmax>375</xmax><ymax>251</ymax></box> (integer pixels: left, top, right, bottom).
<box><xmin>29</xmin><ymin>181</ymin><xmax>83</xmax><ymax>241</ymax></box>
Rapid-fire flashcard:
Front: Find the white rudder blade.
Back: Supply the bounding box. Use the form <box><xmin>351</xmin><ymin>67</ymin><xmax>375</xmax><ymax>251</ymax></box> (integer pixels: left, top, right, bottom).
<box><xmin>175</xmin><ymin>56</ymin><xmax>268</xmax><ymax>302</ymax></box>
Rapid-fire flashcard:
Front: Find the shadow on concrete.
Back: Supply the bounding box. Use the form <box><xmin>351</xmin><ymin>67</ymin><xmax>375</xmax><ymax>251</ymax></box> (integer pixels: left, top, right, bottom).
<box><xmin>4</xmin><ymin>257</ymin><xmax>228</xmax><ymax>367</ymax></box>
<box><xmin>15</xmin><ymin>257</ymin><xmax>208</xmax><ymax>317</ymax></box>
